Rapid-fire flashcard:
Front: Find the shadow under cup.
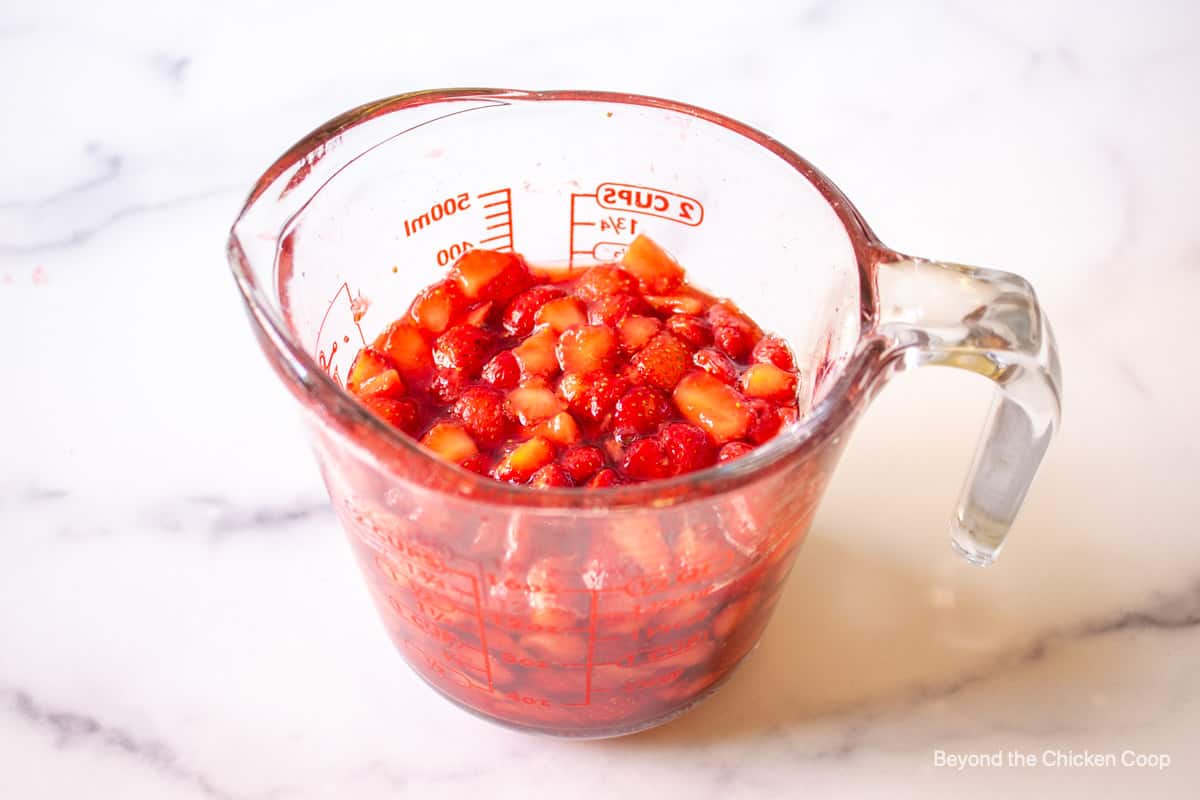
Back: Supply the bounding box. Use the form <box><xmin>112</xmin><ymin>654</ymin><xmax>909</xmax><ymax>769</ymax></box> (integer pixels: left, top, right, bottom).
<box><xmin>227</xmin><ymin>90</ymin><xmax>891</xmax><ymax>737</ymax></box>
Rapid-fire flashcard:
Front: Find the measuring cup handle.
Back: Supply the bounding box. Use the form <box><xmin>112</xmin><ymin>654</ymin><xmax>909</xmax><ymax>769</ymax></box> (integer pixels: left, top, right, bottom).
<box><xmin>872</xmin><ymin>254</ymin><xmax>1063</xmax><ymax>565</ymax></box>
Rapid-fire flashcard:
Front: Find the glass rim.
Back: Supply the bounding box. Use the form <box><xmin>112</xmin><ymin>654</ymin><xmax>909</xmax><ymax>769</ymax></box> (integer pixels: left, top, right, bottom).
<box><xmin>227</xmin><ymin>87</ymin><xmax>892</xmax><ymax>510</ymax></box>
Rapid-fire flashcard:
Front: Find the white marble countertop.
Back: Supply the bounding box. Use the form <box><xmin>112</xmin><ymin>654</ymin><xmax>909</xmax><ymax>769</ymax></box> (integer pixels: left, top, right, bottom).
<box><xmin>2</xmin><ymin>1</ymin><xmax>1198</xmax><ymax>797</ymax></box>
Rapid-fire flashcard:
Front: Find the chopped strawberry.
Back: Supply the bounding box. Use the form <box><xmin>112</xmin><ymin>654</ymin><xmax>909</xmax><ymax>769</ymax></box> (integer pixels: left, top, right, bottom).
<box><xmin>718</xmin><ymin>441</ymin><xmax>754</xmax><ymax>462</ymax></box>
<box><xmin>507</xmin><ymin>385</ymin><xmax>565</xmax><ymax>425</ymax></box>
<box><xmin>374</xmin><ymin>322</ymin><xmax>432</xmax><ymax>375</ymax></box>
<box><xmin>707</xmin><ymin>301</ymin><xmax>762</xmax><ymax>359</ymax></box>
<box><xmin>630</xmin><ymin>332</ymin><xmax>692</xmax><ymax>390</ymax></box>
<box><xmin>672</xmin><ymin>371</ymin><xmax>753</xmax><ymax>443</ymax></box>
<box><xmin>574</xmin><ymin>265</ymin><xmax>639</xmax><ymax>302</ymax></box>
<box><xmin>645</xmin><ymin>293</ymin><xmax>705</xmax><ymax>315</ymax></box>
<box><xmin>452</xmin><ymin>387</ymin><xmax>510</xmax><ymax>445</ymax></box>
<box><xmin>529</xmin><ymin>464</ymin><xmax>573</xmax><ymax>488</ymax></box>
<box><xmin>560</xmin><ymin>445</ymin><xmax>605</xmax><ymax>484</ymax></box>
<box><xmin>503</xmin><ymin>286</ymin><xmax>565</xmax><ymax>336</ymax></box>
<box><xmin>530</xmin><ymin>411</ymin><xmax>581</xmax><ymax>446</ymax></box>
<box><xmin>556</xmin><ymin>324</ymin><xmax>617</xmax><ymax>374</ymax></box>
<box><xmin>535</xmin><ymin>296</ymin><xmax>588</xmax><ymax>333</ymax></box>
<box><xmin>618</xmin><ymin>315</ymin><xmax>662</xmax><ymax>352</ymax></box>
<box><xmin>464</xmin><ymin>301</ymin><xmax>494</xmax><ymax>327</ymax></box>
<box><xmin>621</xmin><ymin>234</ymin><xmax>685</xmax><ymax>293</ymax></box>
<box><xmin>347</xmin><ymin>347</ymin><xmax>395</xmax><ymax>394</ymax></box>
<box><xmin>751</xmin><ymin>333</ymin><xmax>796</xmax><ymax>371</ymax></box>
<box><xmin>432</xmin><ymin>324</ymin><xmax>492</xmax><ymax>376</ymax></box>
<box><xmin>427</xmin><ymin>368</ymin><xmax>469</xmax><ymax>404</ymax></box>
<box><xmin>448</xmin><ymin>249</ymin><xmax>532</xmax><ymax>302</ymax></box>
<box><xmin>559</xmin><ymin>370</ymin><xmax>627</xmax><ymax>422</ymax></box>
<box><xmin>586</xmin><ymin>467</ymin><xmax>623</xmax><ymax>488</ymax></box>
<box><xmin>588</xmin><ymin>293</ymin><xmax>650</xmax><ymax>327</ymax></box>
<box><xmin>740</xmin><ymin>363</ymin><xmax>798</xmax><ymax>402</ymax></box>
<box><xmin>420</xmin><ymin>422</ymin><xmax>479</xmax><ymax>465</ymax></box>
<box><xmin>493</xmin><ymin>436</ymin><xmax>555</xmax><ymax>483</ymax></box>
<box><xmin>621</xmin><ymin>437</ymin><xmax>672</xmax><ymax>481</ymax></box>
<box><xmin>408</xmin><ymin>280</ymin><xmax>466</xmax><ymax>334</ymax></box>
<box><xmin>658</xmin><ymin>422</ymin><xmax>716</xmax><ymax>475</ymax></box>
<box><xmin>481</xmin><ymin>350</ymin><xmax>520</xmax><ymax>389</ymax></box>
<box><xmin>512</xmin><ymin>326</ymin><xmax>560</xmax><ymax>378</ymax></box>
<box><xmin>692</xmin><ymin>348</ymin><xmax>739</xmax><ymax>384</ymax></box>
<box><xmin>613</xmin><ymin>386</ymin><xmax>672</xmax><ymax>437</ymax></box>
<box><xmin>745</xmin><ymin>399</ymin><xmax>782</xmax><ymax>444</ymax></box>
<box><xmin>665</xmin><ymin>315</ymin><xmax>712</xmax><ymax>348</ymax></box>
<box><xmin>356</xmin><ymin>368</ymin><xmax>406</xmax><ymax>399</ymax></box>
<box><xmin>362</xmin><ymin>396</ymin><xmax>420</xmax><ymax>434</ymax></box>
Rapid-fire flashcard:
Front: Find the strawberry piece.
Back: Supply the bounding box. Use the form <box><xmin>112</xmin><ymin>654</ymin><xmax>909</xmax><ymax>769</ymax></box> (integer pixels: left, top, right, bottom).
<box><xmin>645</xmin><ymin>293</ymin><xmax>705</xmax><ymax>315</ymax></box>
<box><xmin>356</xmin><ymin>368</ymin><xmax>406</xmax><ymax>399</ymax></box>
<box><xmin>481</xmin><ymin>350</ymin><xmax>520</xmax><ymax>389</ymax></box>
<box><xmin>503</xmin><ymin>286</ymin><xmax>565</xmax><ymax>336</ymax></box>
<box><xmin>718</xmin><ymin>441</ymin><xmax>754</xmax><ymax>462</ymax></box>
<box><xmin>530</xmin><ymin>411</ymin><xmax>581</xmax><ymax>446</ymax></box>
<box><xmin>665</xmin><ymin>315</ymin><xmax>712</xmax><ymax>348</ymax></box>
<box><xmin>535</xmin><ymin>296</ymin><xmax>588</xmax><ymax>333</ymax></box>
<box><xmin>588</xmin><ymin>293</ymin><xmax>650</xmax><ymax>327</ymax></box>
<box><xmin>658</xmin><ymin>422</ymin><xmax>716</xmax><ymax>475</ymax></box>
<box><xmin>512</xmin><ymin>326</ymin><xmax>559</xmax><ymax>377</ymax></box>
<box><xmin>621</xmin><ymin>437</ymin><xmax>671</xmax><ymax>481</ymax></box>
<box><xmin>464</xmin><ymin>301</ymin><xmax>494</xmax><ymax>327</ymax></box>
<box><xmin>362</xmin><ymin>396</ymin><xmax>420</xmax><ymax>434</ymax></box>
<box><xmin>618</xmin><ymin>315</ymin><xmax>662</xmax><ymax>352</ymax></box>
<box><xmin>586</xmin><ymin>467</ymin><xmax>623</xmax><ymax>488</ymax></box>
<box><xmin>559</xmin><ymin>370</ymin><xmax>627</xmax><ymax>422</ymax></box>
<box><xmin>673</xmin><ymin>371</ymin><xmax>753</xmax><ymax>443</ymax></box>
<box><xmin>448</xmin><ymin>250</ymin><xmax>532</xmax><ymax>302</ymax></box>
<box><xmin>751</xmin><ymin>334</ymin><xmax>796</xmax><ymax>371</ymax></box>
<box><xmin>374</xmin><ymin>322</ymin><xmax>432</xmax><ymax>375</ymax></box>
<box><xmin>427</xmin><ymin>368</ymin><xmax>469</xmax><ymax>404</ymax></box>
<box><xmin>507</xmin><ymin>385</ymin><xmax>565</xmax><ymax>426</ymax></box>
<box><xmin>529</xmin><ymin>464</ymin><xmax>573</xmax><ymax>488</ymax></box>
<box><xmin>692</xmin><ymin>348</ymin><xmax>739</xmax><ymax>385</ymax></box>
<box><xmin>560</xmin><ymin>445</ymin><xmax>604</xmax><ymax>484</ymax></box>
<box><xmin>630</xmin><ymin>332</ymin><xmax>692</xmax><ymax>390</ymax></box>
<box><xmin>574</xmin><ymin>265</ymin><xmax>639</xmax><ymax>302</ymax></box>
<box><xmin>432</xmin><ymin>324</ymin><xmax>492</xmax><ymax>376</ymax></box>
<box><xmin>408</xmin><ymin>280</ymin><xmax>466</xmax><ymax>334</ymax></box>
<box><xmin>347</xmin><ymin>347</ymin><xmax>395</xmax><ymax>394</ymax></box>
<box><xmin>453</xmin><ymin>387</ymin><xmax>510</xmax><ymax>445</ymax></box>
<box><xmin>613</xmin><ymin>386</ymin><xmax>672</xmax><ymax>437</ymax></box>
<box><xmin>707</xmin><ymin>301</ymin><xmax>762</xmax><ymax>360</ymax></box>
<box><xmin>745</xmin><ymin>399</ymin><xmax>782</xmax><ymax>444</ymax></box>
<box><xmin>621</xmin><ymin>234</ymin><xmax>685</xmax><ymax>293</ymax></box>
<box><xmin>556</xmin><ymin>324</ymin><xmax>617</xmax><ymax>374</ymax></box>
<box><xmin>740</xmin><ymin>363</ymin><xmax>798</xmax><ymax>402</ymax></box>
<box><xmin>493</xmin><ymin>436</ymin><xmax>555</xmax><ymax>483</ymax></box>
<box><xmin>420</xmin><ymin>422</ymin><xmax>479</xmax><ymax>465</ymax></box>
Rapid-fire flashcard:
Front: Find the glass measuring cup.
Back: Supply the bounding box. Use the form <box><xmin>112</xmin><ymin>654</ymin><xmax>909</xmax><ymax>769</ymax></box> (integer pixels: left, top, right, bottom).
<box><xmin>227</xmin><ymin>89</ymin><xmax>1062</xmax><ymax>738</ymax></box>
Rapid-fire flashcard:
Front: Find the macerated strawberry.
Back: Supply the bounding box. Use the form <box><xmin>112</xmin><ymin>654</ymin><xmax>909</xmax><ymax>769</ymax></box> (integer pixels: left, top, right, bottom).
<box><xmin>658</xmin><ymin>422</ymin><xmax>716</xmax><ymax>475</ymax></box>
<box><xmin>408</xmin><ymin>280</ymin><xmax>466</xmax><ymax>334</ymax></box>
<box><xmin>356</xmin><ymin>368</ymin><xmax>405</xmax><ymax>399</ymax></box>
<box><xmin>622</xmin><ymin>437</ymin><xmax>671</xmax><ymax>481</ymax></box>
<box><xmin>574</xmin><ymin>265</ymin><xmax>639</xmax><ymax>302</ymax></box>
<box><xmin>507</xmin><ymin>385</ymin><xmax>565</xmax><ymax>425</ymax></box>
<box><xmin>347</xmin><ymin>347</ymin><xmax>395</xmax><ymax>393</ymax></box>
<box><xmin>432</xmin><ymin>324</ymin><xmax>492</xmax><ymax>376</ymax></box>
<box><xmin>740</xmin><ymin>363</ymin><xmax>798</xmax><ymax>402</ymax></box>
<box><xmin>673</xmin><ymin>371</ymin><xmax>753</xmax><ymax>443</ymax></box>
<box><xmin>453</xmin><ymin>386</ymin><xmax>510</xmax><ymax>445</ymax></box>
<box><xmin>745</xmin><ymin>399</ymin><xmax>782</xmax><ymax>444</ymax></box>
<box><xmin>665</xmin><ymin>314</ymin><xmax>712</xmax><ymax>348</ymax></box>
<box><xmin>536</xmin><ymin>296</ymin><xmax>588</xmax><ymax>333</ymax></box>
<box><xmin>692</xmin><ymin>348</ymin><xmax>739</xmax><ymax>384</ymax></box>
<box><xmin>645</xmin><ymin>293</ymin><xmax>705</xmax><ymax>315</ymax></box>
<box><xmin>613</xmin><ymin>386</ymin><xmax>672</xmax><ymax>436</ymax></box>
<box><xmin>362</xmin><ymin>395</ymin><xmax>420</xmax><ymax>434</ymax></box>
<box><xmin>707</xmin><ymin>301</ymin><xmax>762</xmax><ymax>359</ymax></box>
<box><xmin>420</xmin><ymin>422</ymin><xmax>479</xmax><ymax>464</ymax></box>
<box><xmin>529</xmin><ymin>463</ymin><xmax>573</xmax><ymax>488</ymax></box>
<box><xmin>374</xmin><ymin>321</ymin><xmax>432</xmax><ymax>375</ymax></box>
<box><xmin>618</xmin><ymin>315</ymin><xmax>662</xmax><ymax>352</ymax></box>
<box><xmin>512</xmin><ymin>326</ymin><xmax>560</xmax><ymax>378</ymax></box>
<box><xmin>560</xmin><ymin>445</ymin><xmax>604</xmax><ymax>484</ymax></box>
<box><xmin>556</xmin><ymin>324</ymin><xmax>617</xmax><ymax>374</ymax></box>
<box><xmin>559</xmin><ymin>370</ymin><xmax>627</xmax><ymax>422</ymax></box>
<box><xmin>428</xmin><ymin>368</ymin><xmax>469</xmax><ymax>404</ymax></box>
<box><xmin>717</xmin><ymin>441</ymin><xmax>754</xmax><ymax>462</ymax></box>
<box><xmin>751</xmin><ymin>333</ymin><xmax>796</xmax><ymax>371</ymax></box>
<box><xmin>587</xmin><ymin>467</ymin><xmax>623</xmax><ymax>488</ymax></box>
<box><xmin>588</xmin><ymin>293</ymin><xmax>650</xmax><ymax>327</ymax></box>
<box><xmin>493</xmin><ymin>436</ymin><xmax>555</xmax><ymax>483</ymax></box>
<box><xmin>503</xmin><ymin>286</ymin><xmax>565</xmax><ymax>336</ymax></box>
<box><xmin>630</xmin><ymin>332</ymin><xmax>692</xmax><ymax>390</ymax></box>
<box><xmin>481</xmin><ymin>350</ymin><xmax>520</xmax><ymax>389</ymax></box>
<box><xmin>448</xmin><ymin>250</ymin><xmax>532</xmax><ymax>302</ymax></box>
<box><xmin>530</xmin><ymin>411</ymin><xmax>581</xmax><ymax>446</ymax></box>
<box><xmin>464</xmin><ymin>301</ymin><xmax>494</xmax><ymax>327</ymax></box>
<box><xmin>621</xmin><ymin>234</ymin><xmax>685</xmax><ymax>293</ymax></box>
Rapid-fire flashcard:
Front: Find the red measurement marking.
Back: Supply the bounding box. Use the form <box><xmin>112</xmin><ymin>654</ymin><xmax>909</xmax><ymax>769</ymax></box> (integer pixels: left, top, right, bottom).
<box><xmin>475</xmin><ymin>188</ymin><xmax>514</xmax><ymax>252</ymax></box>
<box><xmin>569</xmin><ymin>182</ymin><xmax>705</xmax><ymax>266</ymax></box>
<box><xmin>314</xmin><ymin>282</ymin><xmax>367</xmax><ymax>384</ymax></box>
<box><xmin>469</xmin><ymin>569</ymin><xmax>494</xmax><ymax>690</ymax></box>
<box><xmin>596</xmin><ymin>182</ymin><xmax>704</xmax><ymax>226</ymax></box>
